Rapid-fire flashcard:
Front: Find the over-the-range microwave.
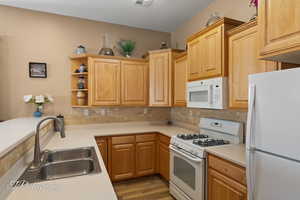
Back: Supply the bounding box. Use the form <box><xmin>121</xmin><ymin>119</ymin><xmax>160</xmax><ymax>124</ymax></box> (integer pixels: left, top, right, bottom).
<box><xmin>187</xmin><ymin>77</ymin><xmax>228</xmax><ymax>109</ymax></box>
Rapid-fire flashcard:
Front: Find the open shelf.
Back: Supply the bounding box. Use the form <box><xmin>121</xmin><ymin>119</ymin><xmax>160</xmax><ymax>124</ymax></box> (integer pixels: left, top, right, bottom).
<box><xmin>72</xmin><ymin>72</ymin><xmax>88</xmax><ymax>76</ymax></box>
<box><xmin>70</xmin><ymin>56</ymin><xmax>89</xmax><ymax>107</ymax></box>
<box><xmin>71</xmin><ymin>89</ymin><xmax>88</xmax><ymax>92</ymax></box>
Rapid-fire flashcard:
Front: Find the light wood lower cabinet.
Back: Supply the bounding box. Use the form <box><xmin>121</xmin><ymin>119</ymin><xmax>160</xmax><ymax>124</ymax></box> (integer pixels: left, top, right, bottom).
<box><xmin>96</xmin><ymin>133</ymin><xmax>170</xmax><ymax>182</ymax></box>
<box><xmin>95</xmin><ymin>137</ymin><xmax>108</xmax><ymax>169</ymax></box>
<box><xmin>208</xmin><ymin>154</ymin><xmax>247</xmax><ymax>200</ymax></box>
<box><xmin>136</xmin><ymin>141</ymin><xmax>156</xmax><ymax>177</ymax></box>
<box><xmin>111</xmin><ymin>143</ymin><xmax>135</xmax><ymax>181</ymax></box>
<box><xmin>158</xmin><ymin>134</ymin><xmax>171</xmax><ymax>181</ymax></box>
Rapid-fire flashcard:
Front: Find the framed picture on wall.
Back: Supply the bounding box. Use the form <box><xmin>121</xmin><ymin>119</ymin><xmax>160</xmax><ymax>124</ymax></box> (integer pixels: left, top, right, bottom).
<box><xmin>29</xmin><ymin>62</ymin><xmax>47</xmax><ymax>78</ymax></box>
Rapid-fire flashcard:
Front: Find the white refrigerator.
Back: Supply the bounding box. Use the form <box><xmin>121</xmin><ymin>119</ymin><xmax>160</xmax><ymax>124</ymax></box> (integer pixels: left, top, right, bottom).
<box><xmin>246</xmin><ymin>68</ymin><xmax>300</xmax><ymax>200</ymax></box>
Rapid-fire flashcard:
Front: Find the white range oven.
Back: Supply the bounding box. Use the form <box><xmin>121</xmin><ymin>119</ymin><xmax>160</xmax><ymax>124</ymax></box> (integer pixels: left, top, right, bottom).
<box><xmin>169</xmin><ymin>145</ymin><xmax>205</xmax><ymax>200</ymax></box>
<box><xmin>169</xmin><ymin>118</ymin><xmax>243</xmax><ymax>200</ymax></box>
<box><xmin>187</xmin><ymin>77</ymin><xmax>228</xmax><ymax>109</ymax></box>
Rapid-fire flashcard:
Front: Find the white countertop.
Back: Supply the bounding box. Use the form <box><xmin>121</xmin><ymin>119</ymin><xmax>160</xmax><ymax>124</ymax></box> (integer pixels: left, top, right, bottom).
<box><xmin>0</xmin><ymin>117</ymin><xmax>52</xmax><ymax>158</ymax></box>
<box><xmin>206</xmin><ymin>144</ymin><xmax>246</xmax><ymax>167</ymax></box>
<box><xmin>5</xmin><ymin>121</ymin><xmax>195</xmax><ymax>200</ymax></box>
<box><xmin>5</xmin><ymin>120</ymin><xmax>246</xmax><ymax>199</ymax></box>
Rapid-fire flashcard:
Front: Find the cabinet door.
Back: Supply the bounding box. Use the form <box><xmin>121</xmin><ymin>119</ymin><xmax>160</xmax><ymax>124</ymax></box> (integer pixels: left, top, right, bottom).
<box><xmin>259</xmin><ymin>0</ymin><xmax>300</xmax><ymax>63</ymax></box>
<box><xmin>136</xmin><ymin>141</ymin><xmax>156</xmax><ymax>177</ymax></box>
<box><xmin>187</xmin><ymin>38</ymin><xmax>202</xmax><ymax>81</ymax></box>
<box><xmin>208</xmin><ymin>169</ymin><xmax>247</xmax><ymax>200</ymax></box>
<box><xmin>174</xmin><ymin>56</ymin><xmax>187</xmax><ymax>106</ymax></box>
<box><xmin>111</xmin><ymin>143</ymin><xmax>135</xmax><ymax>181</ymax></box>
<box><xmin>158</xmin><ymin>142</ymin><xmax>170</xmax><ymax>181</ymax></box>
<box><xmin>229</xmin><ymin>25</ymin><xmax>277</xmax><ymax>108</ymax></box>
<box><xmin>149</xmin><ymin>52</ymin><xmax>171</xmax><ymax>106</ymax></box>
<box><xmin>90</xmin><ymin>58</ymin><xmax>121</xmax><ymax>105</ymax></box>
<box><xmin>201</xmin><ymin>26</ymin><xmax>223</xmax><ymax>78</ymax></box>
<box><xmin>121</xmin><ymin>61</ymin><xmax>148</xmax><ymax>106</ymax></box>
<box><xmin>96</xmin><ymin>137</ymin><xmax>108</xmax><ymax>169</ymax></box>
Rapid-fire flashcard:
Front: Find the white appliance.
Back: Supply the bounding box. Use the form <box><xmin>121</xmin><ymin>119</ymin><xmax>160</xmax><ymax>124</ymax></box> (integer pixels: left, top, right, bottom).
<box><xmin>170</xmin><ymin>118</ymin><xmax>243</xmax><ymax>200</ymax></box>
<box><xmin>246</xmin><ymin>68</ymin><xmax>300</xmax><ymax>200</ymax></box>
<box><xmin>187</xmin><ymin>77</ymin><xmax>228</xmax><ymax>109</ymax></box>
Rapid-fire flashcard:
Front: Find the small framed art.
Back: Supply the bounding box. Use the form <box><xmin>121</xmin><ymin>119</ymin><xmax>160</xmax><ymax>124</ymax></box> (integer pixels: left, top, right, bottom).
<box><xmin>29</xmin><ymin>62</ymin><xmax>47</xmax><ymax>78</ymax></box>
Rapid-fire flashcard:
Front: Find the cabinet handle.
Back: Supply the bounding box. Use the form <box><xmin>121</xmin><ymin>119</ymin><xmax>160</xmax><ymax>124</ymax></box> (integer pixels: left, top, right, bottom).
<box><xmin>190</xmin><ymin>72</ymin><xmax>198</xmax><ymax>75</ymax></box>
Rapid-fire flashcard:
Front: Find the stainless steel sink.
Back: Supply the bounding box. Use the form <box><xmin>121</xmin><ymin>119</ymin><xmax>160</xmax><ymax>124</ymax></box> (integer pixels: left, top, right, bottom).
<box><xmin>17</xmin><ymin>147</ymin><xmax>101</xmax><ymax>184</ymax></box>
<box><xmin>41</xmin><ymin>158</ymin><xmax>95</xmax><ymax>180</ymax></box>
<box><xmin>43</xmin><ymin>147</ymin><xmax>93</xmax><ymax>163</ymax></box>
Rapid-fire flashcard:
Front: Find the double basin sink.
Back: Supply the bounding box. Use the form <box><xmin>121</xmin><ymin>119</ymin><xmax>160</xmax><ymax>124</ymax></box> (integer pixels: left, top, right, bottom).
<box><xmin>18</xmin><ymin>147</ymin><xmax>101</xmax><ymax>184</ymax></box>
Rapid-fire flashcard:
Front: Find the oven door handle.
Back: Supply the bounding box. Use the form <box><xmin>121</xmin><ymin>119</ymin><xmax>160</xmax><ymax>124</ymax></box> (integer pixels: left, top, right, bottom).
<box><xmin>170</xmin><ymin>145</ymin><xmax>203</xmax><ymax>163</ymax></box>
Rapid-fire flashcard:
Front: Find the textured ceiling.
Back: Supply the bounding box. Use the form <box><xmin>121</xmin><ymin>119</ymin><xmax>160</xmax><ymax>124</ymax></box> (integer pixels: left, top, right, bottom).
<box><xmin>0</xmin><ymin>0</ymin><xmax>213</xmax><ymax>32</ymax></box>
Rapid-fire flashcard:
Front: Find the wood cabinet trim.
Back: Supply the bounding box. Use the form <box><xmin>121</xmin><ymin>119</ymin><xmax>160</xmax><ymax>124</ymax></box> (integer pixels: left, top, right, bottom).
<box><xmin>187</xmin><ymin>17</ymin><xmax>244</xmax><ymax>43</ymax></box>
<box><xmin>111</xmin><ymin>135</ymin><xmax>136</xmax><ymax>145</ymax></box>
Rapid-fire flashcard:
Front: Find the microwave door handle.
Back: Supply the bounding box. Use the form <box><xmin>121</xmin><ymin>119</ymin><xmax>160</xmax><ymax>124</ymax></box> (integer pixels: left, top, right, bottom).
<box><xmin>246</xmin><ymin>84</ymin><xmax>256</xmax><ymax>200</ymax></box>
<box><xmin>170</xmin><ymin>145</ymin><xmax>203</xmax><ymax>163</ymax></box>
<box><xmin>208</xmin><ymin>85</ymin><xmax>213</xmax><ymax>105</ymax></box>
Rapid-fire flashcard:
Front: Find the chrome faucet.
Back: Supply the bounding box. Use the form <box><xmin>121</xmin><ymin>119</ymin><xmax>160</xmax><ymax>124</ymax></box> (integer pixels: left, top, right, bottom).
<box><xmin>30</xmin><ymin>117</ymin><xmax>65</xmax><ymax>170</ymax></box>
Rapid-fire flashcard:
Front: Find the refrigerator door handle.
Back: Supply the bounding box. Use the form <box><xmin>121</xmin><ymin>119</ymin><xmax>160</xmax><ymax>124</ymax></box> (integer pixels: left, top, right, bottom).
<box><xmin>246</xmin><ymin>84</ymin><xmax>256</xmax><ymax>200</ymax></box>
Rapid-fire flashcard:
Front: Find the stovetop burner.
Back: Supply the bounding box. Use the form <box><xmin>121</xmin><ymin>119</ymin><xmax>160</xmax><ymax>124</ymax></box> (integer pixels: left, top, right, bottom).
<box><xmin>177</xmin><ymin>134</ymin><xmax>209</xmax><ymax>140</ymax></box>
<box><xmin>192</xmin><ymin>138</ymin><xmax>230</xmax><ymax>147</ymax></box>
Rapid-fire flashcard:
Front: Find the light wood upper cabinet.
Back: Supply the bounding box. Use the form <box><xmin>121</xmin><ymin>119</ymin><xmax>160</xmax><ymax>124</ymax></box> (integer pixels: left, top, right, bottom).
<box><xmin>186</xmin><ymin>18</ymin><xmax>243</xmax><ymax>81</ymax></box>
<box><xmin>259</xmin><ymin>0</ymin><xmax>300</xmax><ymax>63</ymax></box>
<box><xmin>88</xmin><ymin>56</ymin><xmax>148</xmax><ymax>106</ymax></box>
<box><xmin>201</xmin><ymin>26</ymin><xmax>222</xmax><ymax>78</ymax></box>
<box><xmin>111</xmin><ymin>143</ymin><xmax>135</xmax><ymax>181</ymax></box>
<box><xmin>136</xmin><ymin>141</ymin><xmax>156</xmax><ymax>177</ymax></box>
<box><xmin>149</xmin><ymin>51</ymin><xmax>171</xmax><ymax>107</ymax></box>
<box><xmin>187</xmin><ymin>39</ymin><xmax>202</xmax><ymax>81</ymax></box>
<box><xmin>229</xmin><ymin>21</ymin><xmax>278</xmax><ymax>109</ymax></box>
<box><xmin>174</xmin><ymin>55</ymin><xmax>187</xmax><ymax>106</ymax></box>
<box><xmin>90</xmin><ymin>58</ymin><xmax>121</xmax><ymax>106</ymax></box>
<box><xmin>149</xmin><ymin>49</ymin><xmax>183</xmax><ymax>107</ymax></box>
<box><xmin>121</xmin><ymin>61</ymin><xmax>148</xmax><ymax>106</ymax></box>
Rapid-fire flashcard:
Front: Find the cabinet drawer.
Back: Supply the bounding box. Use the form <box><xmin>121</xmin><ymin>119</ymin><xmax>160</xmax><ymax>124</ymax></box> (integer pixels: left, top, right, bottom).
<box><xmin>111</xmin><ymin>135</ymin><xmax>135</xmax><ymax>145</ymax></box>
<box><xmin>208</xmin><ymin>154</ymin><xmax>246</xmax><ymax>186</ymax></box>
<box><xmin>159</xmin><ymin>134</ymin><xmax>170</xmax><ymax>145</ymax></box>
<box><xmin>136</xmin><ymin>133</ymin><xmax>157</xmax><ymax>142</ymax></box>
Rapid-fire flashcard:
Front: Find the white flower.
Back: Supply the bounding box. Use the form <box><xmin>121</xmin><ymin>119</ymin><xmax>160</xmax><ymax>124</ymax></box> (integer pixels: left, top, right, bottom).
<box><xmin>23</xmin><ymin>95</ymin><xmax>33</xmax><ymax>103</ymax></box>
<box><xmin>46</xmin><ymin>94</ymin><xmax>54</xmax><ymax>103</ymax></box>
<box><xmin>35</xmin><ymin>95</ymin><xmax>45</xmax><ymax>104</ymax></box>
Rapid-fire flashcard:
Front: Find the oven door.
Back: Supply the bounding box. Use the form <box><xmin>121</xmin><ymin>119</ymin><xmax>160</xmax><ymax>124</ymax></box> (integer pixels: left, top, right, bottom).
<box><xmin>170</xmin><ymin>145</ymin><xmax>205</xmax><ymax>200</ymax></box>
<box><xmin>187</xmin><ymin>84</ymin><xmax>213</xmax><ymax>108</ymax></box>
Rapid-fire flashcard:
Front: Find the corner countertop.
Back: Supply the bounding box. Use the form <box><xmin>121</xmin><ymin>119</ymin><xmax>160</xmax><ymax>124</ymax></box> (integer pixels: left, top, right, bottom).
<box><xmin>5</xmin><ymin>120</ymin><xmax>246</xmax><ymax>200</ymax></box>
<box><xmin>0</xmin><ymin>117</ymin><xmax>52</xmax><ymax>158</ymax></box>
<box><xmin>205</xmin><ymin>144</ymin><xmax>246</xmax><ymax>167</ymax></box>
<box><xmin>6</xmin><ymin>121</ymin><xmax>195</xmax><ymax>200</ymax></box>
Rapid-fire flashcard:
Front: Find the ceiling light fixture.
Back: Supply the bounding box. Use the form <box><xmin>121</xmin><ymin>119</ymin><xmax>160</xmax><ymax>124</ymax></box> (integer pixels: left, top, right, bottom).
<box><xmin>135</xmin><ymin>0</ymin><xmax>154</xmax><ymax>7</ymax></box>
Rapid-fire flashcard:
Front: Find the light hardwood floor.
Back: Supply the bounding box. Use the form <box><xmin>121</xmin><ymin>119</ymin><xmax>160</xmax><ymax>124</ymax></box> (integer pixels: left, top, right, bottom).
<box><xmin>113</xmin><ymin>175</ymin><xmax>175</xmax><ymax>200</ymax></box>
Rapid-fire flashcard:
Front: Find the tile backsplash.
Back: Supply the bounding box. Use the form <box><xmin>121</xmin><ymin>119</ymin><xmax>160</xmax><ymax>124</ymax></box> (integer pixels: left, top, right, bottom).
<box><xmin>171</xmin><ymin>107</ymin><xmax>248</xmax><ymax>134</ymax></box>
<box><xmin>65</xmin><ymin>107</ymin><xmax>171</xmax><ymax>125</ymax></box>
<box><xmin>0</xmin><ymin>122</ymin><xmax>54</xmax><ymax>179</ymax></box>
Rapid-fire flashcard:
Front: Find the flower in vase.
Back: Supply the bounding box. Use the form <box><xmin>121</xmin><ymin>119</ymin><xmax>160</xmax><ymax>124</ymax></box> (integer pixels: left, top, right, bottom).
<box><xmin>35</xmin><ymin>95</ymin><xmax>45</xmax><ymax>104</ymax></box>
<box><xmin>46</xmin><ymin>94</ymin><xmax>54</xmax><ymax>103</ymax></box>
<box><xmin>250</xmin><ymin>0</ymin><xmax>258</xmax><ymax>8</ymax></box>
<box><xmin>23</xmin><ymin>95</ymin><xmax>33</xmax><ymax>103</ymax></box>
